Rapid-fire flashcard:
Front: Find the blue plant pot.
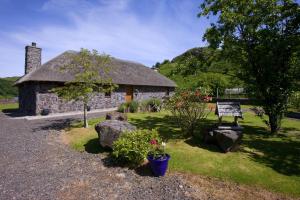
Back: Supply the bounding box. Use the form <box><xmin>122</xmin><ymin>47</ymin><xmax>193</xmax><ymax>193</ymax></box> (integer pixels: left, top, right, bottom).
<box><xmin>147</xmin><ymin>154</ymin><xmax>170</xmax><ymax>177</ymax></box>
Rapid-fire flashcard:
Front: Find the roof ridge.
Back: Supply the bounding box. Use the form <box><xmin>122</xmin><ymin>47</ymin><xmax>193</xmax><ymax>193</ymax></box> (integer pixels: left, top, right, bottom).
<box><xmin>111</xmin><ymin>57</ymin><xmax>147</xmax><ymax>67</ymax></box>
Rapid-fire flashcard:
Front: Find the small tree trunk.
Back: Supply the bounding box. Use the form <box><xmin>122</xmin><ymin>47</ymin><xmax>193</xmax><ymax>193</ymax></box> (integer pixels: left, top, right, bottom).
<box><xmin>84</xmin><ymin>103</ymin><xmax>88</xmax><ymax>128</ymax></box>
<box><xmin>269</xmin><ymin>114</ymin><xmax>279</xmax><ymax>134</ymax></box>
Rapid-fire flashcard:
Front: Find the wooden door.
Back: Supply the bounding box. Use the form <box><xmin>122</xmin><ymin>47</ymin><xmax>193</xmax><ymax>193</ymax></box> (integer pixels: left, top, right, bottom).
<box><xmin>125</xmin><ymin>86</ymin><xmax>133</xmax><ymax>102</ymax></box>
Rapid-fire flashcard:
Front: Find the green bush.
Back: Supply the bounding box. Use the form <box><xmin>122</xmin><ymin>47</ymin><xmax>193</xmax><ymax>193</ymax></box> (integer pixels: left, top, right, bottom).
<box><xmin>140</xmin><ymin>98</ymin><xmax>162</xmax><ymax>112</ymax></box>
<box><xmin>129</xmin><ymin>101</ymin><xmax>139</xmax><ymax>113</ymax></box>
<box><xmin>117</xmin><ymin>103</ymin><xmax>128</xmax><ymax>113</ymax></box>
<box><xmin>289</xmin><ymin>92</ymin><xmax>300</xmax><ymax>111</ymax></box>
<box><xmin>112</xmin><ymin>129</ymin><xmax>161</xmax><ymax>167</ymax></box>
<box><xmin>117</xmin><ymin>101</ymin><xmax>139</xmax><ymax>113</ymax></box>
<box><xmin>139</xmin><ymin>100</ymin><xmax>149</xmax><ymax>112</ymax></box>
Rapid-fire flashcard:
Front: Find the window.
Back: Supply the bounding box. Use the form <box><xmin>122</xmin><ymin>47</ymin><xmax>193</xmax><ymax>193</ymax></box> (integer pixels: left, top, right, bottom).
<box><xmin>105</xmin><ymin>91</ymin><xmax>111</xmax><ymax>98</ymax></box>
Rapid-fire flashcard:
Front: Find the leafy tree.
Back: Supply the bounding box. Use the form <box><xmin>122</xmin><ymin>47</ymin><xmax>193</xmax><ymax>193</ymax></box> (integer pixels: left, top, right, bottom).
<box><xmin>199</xmin><ymin>0</ymin><xmax>300</xmax><ymax>133</ymax></box>
<box><xmin>158</xmin><ymin>47</ymin><xmax>244</xmax><ymax>91</ymax></box>
<box><xmin>53</xmin><ymin>48</ymin><xmax>116</xmax><ymax>128</ymax></box>
<box><xmin>0</xmin><ymin>77</ymin><xmax>19</xmax><ymax>99</ymax></box>
<box><xmin>197</xmin><ymin>72</ymin><xmax>231</xmax><ymax>96</ymax></box>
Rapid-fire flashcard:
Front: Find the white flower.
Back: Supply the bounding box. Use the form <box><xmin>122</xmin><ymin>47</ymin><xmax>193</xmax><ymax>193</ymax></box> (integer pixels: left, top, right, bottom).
<box><xmin>162</xmin><ymin>142</ymin><xmax>166</xmax><ymax>153</ymax></box>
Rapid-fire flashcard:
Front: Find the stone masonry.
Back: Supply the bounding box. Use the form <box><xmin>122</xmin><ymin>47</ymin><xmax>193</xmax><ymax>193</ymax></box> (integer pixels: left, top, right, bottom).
<box><xmin>25</xmin><ymin>43</ymin><xmax>41</xmax><ymax>74</ymax></box>
<box><xmin>19</xmin><ymin>82</ymin><xmax>174</xmax><ymax>115</ymax></box>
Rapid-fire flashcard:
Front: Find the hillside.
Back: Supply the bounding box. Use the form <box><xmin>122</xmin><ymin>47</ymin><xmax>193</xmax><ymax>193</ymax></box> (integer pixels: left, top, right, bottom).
<box><xmin>155</xmin><ymin>47</ymin><xmax>244</xmax><ymax>96</ymax></box>
<box><xmin>0</xmin><ymin>77</ymin><xmax>19</xmax><ymax>99</ymax></box>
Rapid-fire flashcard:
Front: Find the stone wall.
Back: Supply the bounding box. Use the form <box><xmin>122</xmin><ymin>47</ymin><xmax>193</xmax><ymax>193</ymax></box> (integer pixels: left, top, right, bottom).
<box><xmin>133</xmin><ymin>86</ymin><xmax>174</xmax><ymax>101</ymax></box>
<box><xmin>35</xmin><ymin>83</ymin><xmax>127</xmax><ymax>115</ymax></box>
<box><xmin>18</xmin><ymin>82</ymin><xmax>37</xmax><ymax>115</ymax></box>
<box><xmin>19</xmin><ymin>82</ymin><xmax>175</xmax><ymax>115</ymax></box>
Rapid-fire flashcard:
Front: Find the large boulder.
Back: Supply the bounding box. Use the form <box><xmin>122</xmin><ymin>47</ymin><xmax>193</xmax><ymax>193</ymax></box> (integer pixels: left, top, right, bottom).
<box><xmin>105</xmin><ymin>112</ymin><xmax>127</xmax><ymax>121</ymax></box>
<box><xmin>214</xmin><ymin>130</ymin><xmax>243</xmax><ymax>153</ymax></box>
<box><xmin>95</xmin><ymin>120</ymin><xmax>136</xmax><ymax>149</ymax></box>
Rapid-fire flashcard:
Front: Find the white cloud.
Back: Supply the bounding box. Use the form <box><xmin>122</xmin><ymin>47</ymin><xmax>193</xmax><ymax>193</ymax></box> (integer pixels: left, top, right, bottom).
<box><xmin>0</xmin><ymin>0</ymin><xmax>208</xmax><ymax>77</ymax></box>
<box><xmin>41</xmin><ymin>0</ymin><xmax>93</xmax><ymax>11</ymax></box>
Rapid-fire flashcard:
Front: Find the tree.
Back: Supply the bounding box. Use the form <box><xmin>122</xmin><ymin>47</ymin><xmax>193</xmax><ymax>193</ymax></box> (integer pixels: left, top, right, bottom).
<box><xmin>199</xmin><ymin>0</ymin><xmax>300</xmax><ymax>133</ymax></box>
<box><xmin>53</xmin><ymin>48</ymin><xmax>116</xmax><ymax>128</ymax></box>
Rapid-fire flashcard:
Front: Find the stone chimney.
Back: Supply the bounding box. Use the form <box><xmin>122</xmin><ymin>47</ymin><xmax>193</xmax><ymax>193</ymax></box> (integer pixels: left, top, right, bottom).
<box><xmin>25</xmin><ymin>42</ymin><xmax>41</xmax><ymax>74</ymax></box>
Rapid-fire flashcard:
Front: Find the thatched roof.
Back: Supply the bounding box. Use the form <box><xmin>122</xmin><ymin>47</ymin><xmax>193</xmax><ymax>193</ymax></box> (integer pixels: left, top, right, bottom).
<box><xmin>15</xmin><ymin>51</ymin><xmax>176</xmax><ymax>87</ymax></box>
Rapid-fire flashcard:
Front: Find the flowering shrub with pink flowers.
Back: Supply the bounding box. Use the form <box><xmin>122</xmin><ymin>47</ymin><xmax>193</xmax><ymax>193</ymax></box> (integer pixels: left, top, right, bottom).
<box><xmin>166</xmin><ymin>88</ymin><xmax>212</xmax><ymax>136</ymax></box>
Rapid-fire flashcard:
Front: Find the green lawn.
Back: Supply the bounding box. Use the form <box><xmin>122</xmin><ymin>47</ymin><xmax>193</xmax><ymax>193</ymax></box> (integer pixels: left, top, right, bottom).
<box><xmin>65</xmin><ymin>109</ymin><xmax>300</xmax><ymax>197</ymax></box>
<box><xmin>0</xmin><ymin>103</ymin><xmax>18</xmax><ymax>112</ymax></box>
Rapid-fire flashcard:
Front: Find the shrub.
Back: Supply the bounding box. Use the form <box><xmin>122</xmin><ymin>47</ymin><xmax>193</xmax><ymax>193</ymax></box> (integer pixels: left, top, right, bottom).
<box><xmin>139</xmin><ymin>100</ymin><xmax>149</xmax><ymax>112</ymax></box>
<box><xmin>128</xmin><ymin>101</ymin><xmax>139</xmax><ymax>113</ymax></box>
<box><xmin>140</xmin><ymin>98</ymin><xmax>162</xmax><ymax>112</ymax></box>
<box><xmin>289</xmin><ymin>91</ymin><xmax>300</xmax><ymax>111</ymax></box>
<box><xmin>117</xmin><ymin>103</ymin><xmax>128</xmax><ymax>113</ymax></box>
<box><xmin>165</xmin><ymin>89</ymin><xmax>212</xmax><ymax>137</ymax></box>
<box><xmin>112</xmin><ymin>129</ymin><xmax>161</xmax><ymax>167</ymax></box>
<box><xmin>117</xmin><ymin>101</ymin><xmax>139</xmax><ymax>113</ymax></box>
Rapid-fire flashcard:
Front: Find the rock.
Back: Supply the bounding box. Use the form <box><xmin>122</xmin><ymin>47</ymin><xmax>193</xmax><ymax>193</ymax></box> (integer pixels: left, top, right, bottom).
<box><xmin>203</xmin><ymin>130</ymin><xmax>216</xmax><ymax>144</ymax></box>
<box><xmin>41</xmin><ymin>109</ymin><xmax>50</xmax><ymax>116</ymax></box>
<box><xmin>105</xmin><ymin>112</ymin><xmax>127</xmax><ymax>121</ymax></box>
<box><xmin>217</xmin><ymin>125</ymin><xmax>243</xmax><ymax>131</ymax></box>
<box><xmin>214</xmin><ymin>130</ymin><xmax>243</xmax><ymax>153</ymax></box>
<box><xmin>95</xmin><ymin>120</ymin><xmax>136</xmax><ymax>148</ymax></box>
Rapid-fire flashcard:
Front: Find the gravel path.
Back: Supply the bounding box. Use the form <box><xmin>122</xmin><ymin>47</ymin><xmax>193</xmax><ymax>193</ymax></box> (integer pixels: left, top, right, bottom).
<box><xmin>0</xmin><ymin>112</ymin><xmax>196</xmax><ymax>200</ymax></box>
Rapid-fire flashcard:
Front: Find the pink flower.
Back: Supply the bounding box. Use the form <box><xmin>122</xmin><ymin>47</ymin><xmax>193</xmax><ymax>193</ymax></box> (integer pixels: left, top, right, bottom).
<box><xmin>203</xmin><ymin>95</ymin><xmax>212</xmax><ymax>102</ymax></box>
<box><xmin>150</xmin><ymin>139</ymin><xmax>158</xmax><ymax>145</ymax></box>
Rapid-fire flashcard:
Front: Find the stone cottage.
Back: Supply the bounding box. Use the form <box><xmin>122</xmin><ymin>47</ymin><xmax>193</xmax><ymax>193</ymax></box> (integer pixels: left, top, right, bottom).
<box><xmin>15</xmin><ymin>43</ymin><xmax>176</xmax><ymax>115</ymax></box>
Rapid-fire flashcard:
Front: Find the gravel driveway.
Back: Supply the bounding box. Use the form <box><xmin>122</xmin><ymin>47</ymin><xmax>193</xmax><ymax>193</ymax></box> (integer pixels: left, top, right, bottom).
<box><xmin>0</xmin><ymin>112</ymin><xmax>196</xmax><ymax>200</ymax></box>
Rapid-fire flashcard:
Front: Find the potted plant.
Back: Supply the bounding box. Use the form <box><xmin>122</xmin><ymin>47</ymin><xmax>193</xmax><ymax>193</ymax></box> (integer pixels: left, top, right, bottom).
<box><xmin>147</xmin><ymin>139</ymin><xmax>170</xmax><ymax>176</ymax></box>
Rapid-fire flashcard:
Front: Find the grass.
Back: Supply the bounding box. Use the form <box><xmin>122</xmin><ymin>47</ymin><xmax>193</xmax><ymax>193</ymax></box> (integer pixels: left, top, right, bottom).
<box><xmin>64</xmin><ymin>109</ymin><xmax>300</xmax><ymax>197</ymax></box>
<box><xmin>0</xmin><ymin>103</ymin><xmax>18</xmax><ymax>112</ymax></box>
<box><xmin>63</xmin><ymin>117</ymin><xmax>106</xmax><ymax>153</ymax></box>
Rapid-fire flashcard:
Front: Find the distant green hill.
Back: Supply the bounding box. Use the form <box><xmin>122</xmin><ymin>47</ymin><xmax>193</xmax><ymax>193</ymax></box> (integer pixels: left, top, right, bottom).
<box><xmin>0</xmin><ymin>77</ymin><xmax>19</xmax><ymax>99</ymax></box>
<box><xmin>155</xmin><ymin>47</ymin><xmax>244</xmax><ymax>96</ymax></box>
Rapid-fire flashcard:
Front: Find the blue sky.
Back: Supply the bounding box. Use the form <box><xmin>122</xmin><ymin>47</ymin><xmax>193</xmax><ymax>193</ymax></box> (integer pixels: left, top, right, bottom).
<box><xmin>0</xmin><ymin>0</ymin><xmax>212</xmax><ymax>77</ymax></box>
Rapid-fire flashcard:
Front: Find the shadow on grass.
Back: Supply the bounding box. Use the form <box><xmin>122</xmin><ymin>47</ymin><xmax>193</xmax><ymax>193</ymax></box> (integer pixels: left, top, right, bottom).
<box><xmin>84</xmin><ymin>138</ymin><xmax>110</xmax><ymax>154</ymax></box>
<box><xmin>185</xmin><ymin>137</ymin><xmax>221</xmax><ymax>153</ymax></box>
<box><xmin>242</xmin><ymin>124</ymin><xmax>300</xmax><ymax>176</ymax></box>
<box><xmin>280</xmin><ymin>127</ymin><xmax>300</xmax><ymax>135</ymax></box>
<box><xmin>184</xmin><ymin>118</ymin><xmax>222</xmax><ymax>152</ymax></box>
<box><xmin>129</xmin><ymin>115</ymin><xmax>186</xmax><ymax>141</ymax></box>
<box><xmin>130</xmin><ymin>114</ymin><xmax>232</xmax><ymax>153</ymax></box>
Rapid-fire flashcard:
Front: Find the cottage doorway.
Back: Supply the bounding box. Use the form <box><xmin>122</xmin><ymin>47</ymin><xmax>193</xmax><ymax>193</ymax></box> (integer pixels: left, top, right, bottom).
<box><xmin>125</xmin><ymin>86</ymin><xmax>133</xmax><ymax>102</ymax></box>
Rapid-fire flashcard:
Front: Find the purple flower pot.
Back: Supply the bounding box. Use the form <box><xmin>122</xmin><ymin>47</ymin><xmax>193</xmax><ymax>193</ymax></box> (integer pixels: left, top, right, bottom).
<box><xmin>147</xmin><ymin>154</ymin><xmax>170</xmax><ymax>176</ymax></box>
